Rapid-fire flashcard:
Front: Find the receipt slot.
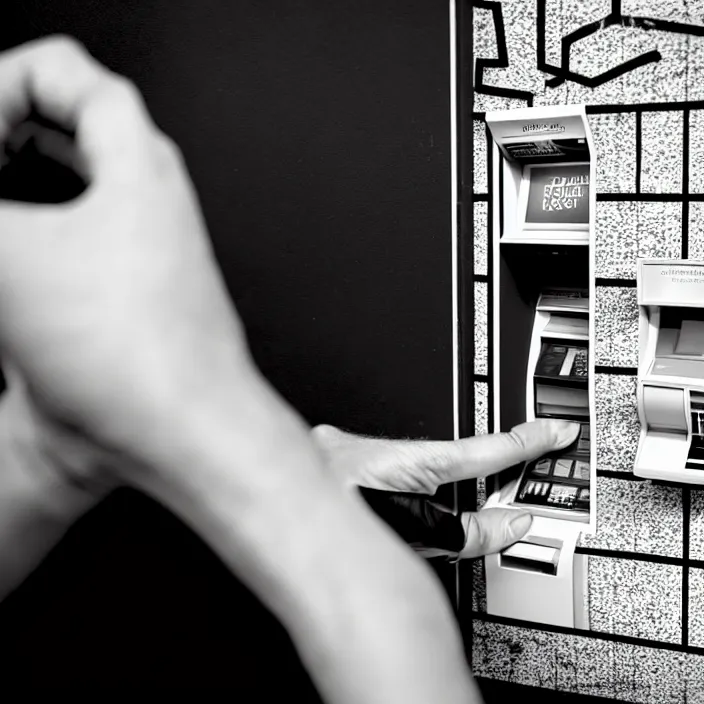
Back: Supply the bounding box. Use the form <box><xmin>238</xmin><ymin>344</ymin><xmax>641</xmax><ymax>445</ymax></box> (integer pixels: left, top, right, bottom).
<box><xmin>635</xmin><ymin>259</ymin><xmax>704</xmax><ymax>484</ymax></box>
<box><xmin>480</xmin><ymin>105</ymin><xmax>596</xmax><ymax>628</ymax></box>
<box><xmin>483</xmin><ymin>517</ymin><xmax>588</xmax><ymax>628</ymax></box>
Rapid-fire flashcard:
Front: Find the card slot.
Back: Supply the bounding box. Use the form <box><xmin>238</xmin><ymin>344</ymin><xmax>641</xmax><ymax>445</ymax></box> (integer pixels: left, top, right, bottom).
<box><xmin>546</xmin><ymin>475</ymin><xmax>589</xmax><ymax>486</ymax></box>
<box><xmin>534</xmin><ymin>373</ymin><xmax>589</xmax><ymax>384</ymax></box>
<box><xmin>534</xmin><ymin>340</ymin><xmax>589</xmax><ymax>383</ymax></box>
<box><xmin>500</xmin><ymin>554</ymin><xmax>558</xmax><ymax>575</ymax></box>
<box><xmin>536</xmin><ymin>409</ymin><xmax>591</xmax><ymax>421</ymax></box>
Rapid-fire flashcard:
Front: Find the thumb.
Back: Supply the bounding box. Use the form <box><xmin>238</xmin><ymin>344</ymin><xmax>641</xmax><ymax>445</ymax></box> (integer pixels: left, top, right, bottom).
<box><xmin>458</xmin><ymin>508</ymin><xmax>532</xmax><ymax>559</ymax></box>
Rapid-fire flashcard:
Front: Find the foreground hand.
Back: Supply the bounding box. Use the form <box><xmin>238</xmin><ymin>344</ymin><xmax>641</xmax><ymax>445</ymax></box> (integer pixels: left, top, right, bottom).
<box><xmin>312</xmin><ymin>419</ymin><xmax>580</xmax><ymax>558</ymax></box>
<box><xmin>0</xmin><ymin>37</ymin><xmax>258</xmax><ymax>476</ymax></box>
<box><xmin>0</xmin><ymin>37</ymin><xmax>479</xmax><ymax>703</ymax></box>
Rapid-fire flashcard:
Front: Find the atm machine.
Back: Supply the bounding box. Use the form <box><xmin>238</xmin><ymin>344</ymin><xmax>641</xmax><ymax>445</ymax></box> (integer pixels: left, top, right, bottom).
<box><xmin>635</xmin><ymin>259</ymin><xmax>704</xmax><ymax>485</ymax></box>
<box><xmin>479</xmin><ymin>105</ymin><xmax>596</xmax><ymax>628</ymax></box>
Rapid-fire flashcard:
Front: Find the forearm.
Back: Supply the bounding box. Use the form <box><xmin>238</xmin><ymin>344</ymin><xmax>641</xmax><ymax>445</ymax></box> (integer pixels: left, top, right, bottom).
<box><xmin>133</xmin><ymin>373</ymin><xmax>480</xmax><ymax>704</ymax></box>
<box><xmin>0</xmin><ymin>390</ymin><xmax>101</xmax><ymax>600</ymax></box>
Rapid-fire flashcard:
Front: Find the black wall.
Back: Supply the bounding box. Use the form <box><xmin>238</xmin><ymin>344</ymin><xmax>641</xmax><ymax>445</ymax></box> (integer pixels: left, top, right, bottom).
<box><xmin>0</xmin><ymin>0</ymin><xmax>453</xmax><ymax>693</ymax></box>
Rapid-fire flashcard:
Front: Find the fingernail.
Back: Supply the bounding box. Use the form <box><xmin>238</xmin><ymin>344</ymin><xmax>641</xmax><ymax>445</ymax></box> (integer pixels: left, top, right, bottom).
<box><xmin>556</xmin><ymin>421</ymin><xmax>581</xmax><ymax>447</ymax></box>
<box><xmin>508</xmin><ymin>512</ymin><xmax>532</xmax><ymax>540</ymax></box>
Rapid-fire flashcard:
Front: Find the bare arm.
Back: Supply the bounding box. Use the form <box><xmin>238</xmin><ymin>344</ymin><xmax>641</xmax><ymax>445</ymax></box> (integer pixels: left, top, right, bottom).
<box><xmin>127</xmin><ymin>364</ymin><xmax>480</xmax><ymax>704</ymax></box>
<box><xmin>0</xmin><ymin>37</ymin><xmax>481</xmax><ymax>703</ymax></box>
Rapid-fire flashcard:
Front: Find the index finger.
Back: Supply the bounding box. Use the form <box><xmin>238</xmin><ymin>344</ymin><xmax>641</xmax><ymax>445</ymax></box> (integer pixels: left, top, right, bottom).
<box><xmin>428</xmin><ymin>419</ymin><xmax>581</xmax><ymax>484</ymax></box>
<box><xmin>0</xmin><ymin>36</ymin><xmax>157</xmax><ymax>181</ymax></box>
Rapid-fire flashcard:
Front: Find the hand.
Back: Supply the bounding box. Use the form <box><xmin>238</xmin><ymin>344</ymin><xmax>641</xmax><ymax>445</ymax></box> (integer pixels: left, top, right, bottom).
<box><xmin>312</xmin><ymin>419</ymin><xmax>580</xmax><ymax>558</ymax></box>
<box><xmin>0</xmin><ymin>37</ymin><xmax>253</xmax><ymax>474</ymax></box>
<box><xmin>0</xmin><ymin>37</ymin><xmax>479</xmax><ymax>703</ymax></box>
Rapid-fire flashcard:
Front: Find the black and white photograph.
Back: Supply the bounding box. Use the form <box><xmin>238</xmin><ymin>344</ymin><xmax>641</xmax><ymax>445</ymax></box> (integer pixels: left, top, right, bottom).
<box><xmin>0</xmin><ymin>0</ymin><xmax>703</xmax><ymax>702</ymax></box>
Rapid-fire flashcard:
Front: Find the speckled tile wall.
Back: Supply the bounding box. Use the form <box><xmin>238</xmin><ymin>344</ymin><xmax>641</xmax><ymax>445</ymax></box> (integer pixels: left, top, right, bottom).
<box><xmin>467</xmin><ymin>1</ymin><xmax>704</xmax><ymax>700</ymax></box>
<box><xmin>472</xmin><ymin>620</ymin><xmax>704</xmax><ymax>702</ymax></box>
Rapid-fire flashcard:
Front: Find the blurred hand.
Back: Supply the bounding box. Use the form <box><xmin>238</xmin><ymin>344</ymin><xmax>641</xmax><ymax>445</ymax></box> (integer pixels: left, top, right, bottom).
<box><xmin>0</xmin><ymin>37</ymin><xmax>480</xmax><ymax>703</ymax></box>
<box><xmin>312</xmin><ymin>419</ymin><xmax>580</xmax><ymax>557</ymax></box>
<box><xmin>0</xmin><ymin>33</ymin><xmax>257</xmax><ymax>601</ymax></box>
<box><xmin>0</xmin><ymin>36</ymin><xmax>254</xmax><ymax>478</ymax></box>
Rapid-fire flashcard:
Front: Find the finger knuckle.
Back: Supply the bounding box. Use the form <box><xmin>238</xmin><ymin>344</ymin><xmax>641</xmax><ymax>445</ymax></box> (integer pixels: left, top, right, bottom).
<box><xmin>42</xmin><ymin>34</ymin><xmax>88</xmax><ymax>63</ymax></box>
<box><xmin>408</xmin><ymin>474</ymin><xmax>435</xmax><ymax>495</ymax></box>
<box><xmin>397</xmin><ymin>445</ymin><xmax>442</xmax><ymax>494</ymax></box>
<box><xmin>504</xmin><ymin>429</ymin><xmax>528</xmax><ymax>453</ymax></box>
<box><xmin>149</xmin><ymin>131</ymin><xmax>186</xmax><ymax>174</ymax></box>
<box><xmin>311</xmin><ymin>424</ymin><xmax>341</xmax><ymax>447</ymax></box>
<box><xmin>465</xmin><ymin>513</ymin><xmax>489</xmax><ymax>555</ymax></box>
<box><xmin>539</xmin><ymin>418</ymin><xmax>564</xmax><ymax>448</ymax></box>
<box><xmin>159</xmin><ymin>132</ymin><xmax>184</xmax><ymax>162</ymax></box>
<box><xmin>94</xmin><ymin>77</ymin><xmax>156</xmax><ymax>145</ymax></box>
<box><xmin>105</xmin><ymin>75</ymin><xmax>144</xmax><ymax>111</ymax></box>
<box><xmin>419</xmin><ymin>464</ymin><xmax>444</xmax><ymax>494</ymax></box>
<box><xmin>83</xmin><ymin>75</ymin><xmax>145</xmax><ymax>133</ymax></box>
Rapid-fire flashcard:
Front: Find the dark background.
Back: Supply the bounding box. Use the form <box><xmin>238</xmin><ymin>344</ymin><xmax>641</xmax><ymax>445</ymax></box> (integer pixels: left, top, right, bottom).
<box><xmin>0</xmin><ymin>0</ymin><xmax>455</xmax><ymax>693</ymax></box>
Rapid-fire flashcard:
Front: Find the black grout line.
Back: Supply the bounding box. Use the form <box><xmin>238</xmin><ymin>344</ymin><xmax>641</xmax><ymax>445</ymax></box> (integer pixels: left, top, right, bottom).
<box><xmin>595</xmin><ymin>277</ymin><xmax>637</xmax><ymax>287</ymax></box>
<box><xmin>596</xmin><ymin>470</ymin><xmax>645</xmax><ymax>480</ymax></box>
<box><xmin>594</xmin><ymin>365</ymin><xmax>638</xmax><ymax>375</ymax></box>
<box><xmin>683</xmin><ymin>108</ymin><xmax>690</xmax><ymax>259</ymax></box>
<box><xmin>474</xmin><ymin>374</ymin><xmax>489</xmax><ymax>383</ymax></box>
<box><xmin>635</xmin><ymin>112</ymin><xmax>642</xmax><ymax>193</ymax></box>
<box><xmin>474</xmin><ymin>274</ymin><xmax>489</xmax><ymax>282</ymax></box>
<box><xmin>680</xmin><ymin>110</ymin><xmax>691</xmax><ymax>647</ymax></box>
<box><xmin>486</xmin><ymin>123</ymin><xmax>495</xmax><ymax>443</ymax></box>
<box><xmin>587</xmin><ymin>100</ymin><xmax>704</xmax><ymax>114</ymax></box>
<box><xmin>683</xmin><ymin>488</ymin><xmax>691</xmax><ymax>647</ymax></box>
<box><xmin>474</xmin><ymin>103</ymin><xmax>704</xmax><ymax>121</ymax></box>
<box><xmin>536</xmin><ymin>0</ymin><xmax>546</xmax><ymax>78</ymax></box>
<box><xmin>471</xmin><ymin>611</ymin><xmax>704</xmax><ymax>655</ymax></box>
<box><xmin>474</xmin><ymin>193</ymin><xmax>489</xmax><ymax>201</ymax></box>
<box><xmin>683</xmin><ymin>200</ymin><xmax>690</xmax><ymax>255</ymax></box>
<box><xmin>595</xmin><ymin>193</ymin><xmax>704</xmax><ymax>201</ymax></box>
<box><xmin>575</xmin><ymin>547</ymin><xmax>683</xmax><ymax>566</ymax></box>
<box><xmin>473</xmin><ymin>0</ymin><xmax>534</xmax><ymax>105</ymax></box>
